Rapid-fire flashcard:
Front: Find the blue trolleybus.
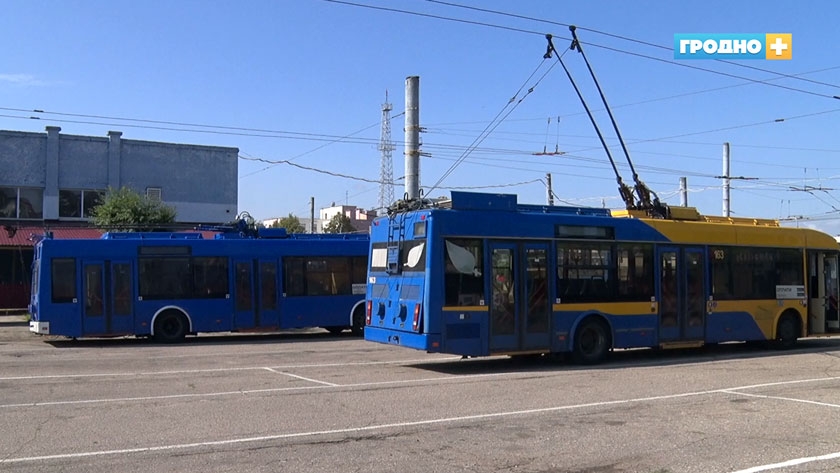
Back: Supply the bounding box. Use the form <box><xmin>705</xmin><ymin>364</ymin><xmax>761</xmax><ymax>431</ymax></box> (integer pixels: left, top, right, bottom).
<box><xmin>364</xmin><ymin>192</ymin><xmax>840</xmax><ymax>363</ymax></box>
<box><xmin>29</xmin><ymin>228</ymin><xmax>369</xmax><ymax>341</ymax></box>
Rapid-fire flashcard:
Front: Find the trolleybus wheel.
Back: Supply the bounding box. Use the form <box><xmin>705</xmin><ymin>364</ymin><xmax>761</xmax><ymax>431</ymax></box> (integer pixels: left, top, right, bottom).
<box><xmin>774</xmin><ymin>312</ymin><xmax>799</xmax><ymax>350</ymax></box>
<box><xmin>153</xmin><ymin>310</ymin><xmax>188</xmax><ymax>343</ymax></box>
<box><xmin>350</xmin><ymin>306</ymin><xmax>365</xmax><ymax>337</ymax></box>
<box><xmin>573</xmin><ymin>317</ymin><xmax>610</xmax><ymax>365</ymax></box>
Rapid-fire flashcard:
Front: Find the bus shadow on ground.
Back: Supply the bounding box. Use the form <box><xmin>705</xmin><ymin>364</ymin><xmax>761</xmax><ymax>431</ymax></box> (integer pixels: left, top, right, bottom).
<box><xmin>407</xmin><ymin>338</ymin><xmax>840</xmax><ymax>375</ymax></box>
<box><xmin>42</xmin><ymin>329</ymin><xmax>357</xmax><ymax>349</ymax></box>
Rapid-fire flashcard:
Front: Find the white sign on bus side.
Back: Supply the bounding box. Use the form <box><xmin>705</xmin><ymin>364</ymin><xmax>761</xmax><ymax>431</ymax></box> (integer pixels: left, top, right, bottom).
<box><xmin>776</xmin><ymin>285</ymin><xmax>805</xmax><ymax>299</ymax></box>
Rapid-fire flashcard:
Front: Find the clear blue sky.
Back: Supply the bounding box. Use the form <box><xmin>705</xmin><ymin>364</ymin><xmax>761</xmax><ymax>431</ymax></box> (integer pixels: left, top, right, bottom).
<box><xmin>2</xmin><ymin>1</ymin><xmax>839</xmax><ymax>234</ymax></box>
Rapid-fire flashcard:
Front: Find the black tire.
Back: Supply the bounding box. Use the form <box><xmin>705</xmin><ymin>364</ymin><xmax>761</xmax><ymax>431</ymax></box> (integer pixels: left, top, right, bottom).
<box><xmin>774</xmin><ymin>312</ymin><xmax>799</xmax><ymax>350</ymax></box>
<box><xmin>325</xmin><ymin>326</ymin><xmax>345</xmax><ymax>335</ymax></box>
<box><xmin>573</xmin><ymin>318</ymin><xmax>610</xmax><ymax>365</ymax></box>
<box><xmin>153</xmin><ymin>310</ymin><xmax>188</xmax><ymax>343</ymax></box>
<box><xmin>350</xmin><ymin>305</ymin><xmax>365</xmax><ymax>337</ymax></box>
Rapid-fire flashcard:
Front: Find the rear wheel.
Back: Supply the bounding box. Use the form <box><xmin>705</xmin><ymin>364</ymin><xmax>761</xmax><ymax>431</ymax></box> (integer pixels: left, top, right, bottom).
<box><xmin>153</xmin><ymin>310</ymin><xmax>188</xmax><ymax>343</ymax></box>
<box><xmin>350</xmin><ymin>305</ymin><xmax>365</xmax><ymax>337</ymax></box>
<box><xmin>573</xmin><ymin>318</ymin><xmax>610</xmax><ymax>365</ymax></box>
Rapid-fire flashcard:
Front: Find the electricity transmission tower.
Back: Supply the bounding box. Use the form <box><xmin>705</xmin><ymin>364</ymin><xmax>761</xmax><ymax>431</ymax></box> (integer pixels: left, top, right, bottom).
<box><xmin>377</xmin><ymin>91</ymin><xmax>395</xmax><ymax>214</ymax></box>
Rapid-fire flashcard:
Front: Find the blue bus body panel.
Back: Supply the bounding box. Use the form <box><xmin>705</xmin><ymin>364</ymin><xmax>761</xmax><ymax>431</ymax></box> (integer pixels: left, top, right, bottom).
<box><xmin>705</xmin><ymin>311</ymin><xmax>766</xmax><ymax>342</ymax></box>
<box><xmin>440</xmin><ymin>309</ymin><xmax>487</xmax><ymax>356</ymax></box>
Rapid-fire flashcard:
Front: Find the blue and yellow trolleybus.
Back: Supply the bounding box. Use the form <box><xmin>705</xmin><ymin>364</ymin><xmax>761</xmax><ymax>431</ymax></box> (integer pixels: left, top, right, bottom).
<box><xmin>29</xmin><ymin>227</ymin><xmax>369</xmax><ymax>342</ymax></box>
<box><xmin>364</xmin><ymin>191</ymin><xmax>840</xmax><ymax>363</ymax></box>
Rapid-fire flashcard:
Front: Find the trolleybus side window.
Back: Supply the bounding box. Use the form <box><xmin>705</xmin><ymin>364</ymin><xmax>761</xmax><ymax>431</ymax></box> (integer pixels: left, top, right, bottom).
<box><xmin>556</xmin><ymin>242</ymin><xmax>613</xmax><ymax>303</ymax></box>
<box><xmin>193</xmin><ymin>257</ymin><xmax>229</xmax><ymax>299</ymax></box>
<box><xmin>285</xmin><ymin>256</ymin><xmax>366</xmax><ymax>297</ymax></box>
<box><xmin>711</xmin><ymin>247</ymin><xmax>804</xmax><ymax>300</ymax></box>
<box><xmin>51</xmin><ymin>258</ymin><xmax>76</xmax><ymax>303</ymax></box>
<box><xmin>444</xmin><ymin>239</ymin><xmax>484</xmax><ymax>306</ymax></box>
<box><xmin>616</xmin><ymin>244</ymin><xmax>653</xmax><ymax>301</ymax></box>
<box><xmin>351</xmin><ymin>256</ymin><xmax>367</xmax><ymax>283</ymax></box>
<box><xmin>138</xmin><ymin>257</ymin><xmax>191</xmax><ymax>299</ymax></box>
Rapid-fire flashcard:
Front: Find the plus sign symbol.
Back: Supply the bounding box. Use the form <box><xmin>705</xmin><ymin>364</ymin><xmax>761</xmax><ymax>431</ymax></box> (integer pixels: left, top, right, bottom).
<box><xmin>765</xmin><ymin>33</ymin><xmax>792</xmax><ymax>60</ymax></box>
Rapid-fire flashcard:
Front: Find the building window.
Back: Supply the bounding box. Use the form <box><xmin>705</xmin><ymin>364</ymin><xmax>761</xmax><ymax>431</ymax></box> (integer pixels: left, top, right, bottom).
<box><xmin>59</xmin><ymin>189</ymin><xmax>105</xmax><ymax>219</ymax></box>
<box><xmin>0</xmin><ymin>187</ymin><xmax>43</xmax><ymax>219</ymax></box>
<box><xmin>146</xmin><ymin>187</ymin><xmax>162</xmax><ymax>202</ymax></box>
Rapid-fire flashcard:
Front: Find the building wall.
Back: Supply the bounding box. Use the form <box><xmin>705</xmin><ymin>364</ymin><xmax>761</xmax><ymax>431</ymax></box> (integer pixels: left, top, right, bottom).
<box><xmin>0</xmin><ymin>127</ymin><xmax>238</xmax><ymax>223</ymax></box>
<box><xmin>320</xmin><ymin>205</ymin><xmax>375</xmax><ymax>233</ymax></box>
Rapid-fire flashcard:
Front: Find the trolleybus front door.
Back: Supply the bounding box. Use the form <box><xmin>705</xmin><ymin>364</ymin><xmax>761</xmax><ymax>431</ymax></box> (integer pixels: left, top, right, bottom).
<box><xmin>657</xmin><ymin>247</ymin><xmax>706</xmax><ymax>343</ymax></box>
<box><xmin>488</xmin><ymin>242</ymin><xmax>552</xmax><ymax>354</ymax></box>
<box><xmin>82</xmin><ymin>260</ymin><xmax>134</xmax><ymax>336</ymax></box>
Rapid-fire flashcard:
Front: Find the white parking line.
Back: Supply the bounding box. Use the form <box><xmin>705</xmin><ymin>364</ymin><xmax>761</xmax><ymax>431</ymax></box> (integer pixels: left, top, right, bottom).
<box><xmin>4</xmin><ymin>376</ymin><xmax>840</xmax><ymax>465</ymax></box>
<box><xmin>724</xmin><ymin>390</ymin><xmax>840</xmax><ymax>409</ymax></box>
<box><xmin>730</xmin><ymin>451</ymin><xmax>840</xmax><ymax>473</ymax></box>
<box><xmin>0</xmin><ymin>387</ymin><xmax>729</xmax><ymax>464</ymax></box>
<box><xmin>0</xmin><ymin>371</ymin><xmax>516</xmax><ymax>409</ymax></box>
<box><xmin>263</xmin><ymin>367</ymin><xmax>338</xmax><ymax>386</ymax></box>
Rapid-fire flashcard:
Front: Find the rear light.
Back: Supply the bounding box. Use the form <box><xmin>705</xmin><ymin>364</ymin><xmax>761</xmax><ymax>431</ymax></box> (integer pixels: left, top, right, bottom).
<box><xmin>412</xmin><ymin>303</ymin><xmax>422</xmax><ymax>332</ymax></box>
<box><xmin>366</xmin><ymin>300</ymin><xmax>372</xmax><ymax>325</ymax></box>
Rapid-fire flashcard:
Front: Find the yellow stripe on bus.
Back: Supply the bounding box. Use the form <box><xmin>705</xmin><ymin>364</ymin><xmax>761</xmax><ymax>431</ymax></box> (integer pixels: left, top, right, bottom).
<box><xmin>552</xmin><ymin>302</ymin><xmax>652</xmax><ymax>315</ymax></box>
<box><xmin>442</xmin><ymin>306</ymin><xmax>489</xmax><ymax>312</ymax></box>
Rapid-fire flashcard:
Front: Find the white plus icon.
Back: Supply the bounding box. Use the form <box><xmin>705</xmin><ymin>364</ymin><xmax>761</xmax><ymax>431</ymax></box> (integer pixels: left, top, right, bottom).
<box><xmin>769</xmin><ymin>37</ymin><xmax>788</xmax><ymax>56</ymax></box>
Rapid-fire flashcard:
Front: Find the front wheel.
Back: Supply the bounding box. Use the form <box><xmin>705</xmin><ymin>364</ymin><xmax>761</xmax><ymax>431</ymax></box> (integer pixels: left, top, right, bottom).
<box><xmin>153</xmin><ymin>311</ymin><xmax>188</xmax><ymax>343</ymax></box>
<box><xmin>774</xmin><ymin>313</ymin><xmax>799</xmax><ymax>350</ymax></box>
<box><xmin>573</xmin><ymin>318</ymin><xmax>610</xmax><ymax>365</ymax></box>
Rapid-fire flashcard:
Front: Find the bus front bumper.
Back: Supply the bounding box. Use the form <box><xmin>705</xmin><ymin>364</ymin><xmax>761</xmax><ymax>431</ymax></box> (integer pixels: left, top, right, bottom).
<box><xmin>30</xmin><ymin>321</ymin><xmax>50</xmax><ymax>335</ymax></box>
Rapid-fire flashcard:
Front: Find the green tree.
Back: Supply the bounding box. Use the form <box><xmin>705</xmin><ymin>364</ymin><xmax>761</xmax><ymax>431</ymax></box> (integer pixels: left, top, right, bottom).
<box><xmin>90</xmin><ymin>186</ymin><xmax>176</xmax><ymax>231</ymax></box>
<box><xmin>271</xmin><ymin>213</ymin><xmax>305</xmax><ymax>233</ymax></box>
<box><xmin>323</xmin><ymin>213</ymin><xmax>356</xmax><ymax>233</ymax></box>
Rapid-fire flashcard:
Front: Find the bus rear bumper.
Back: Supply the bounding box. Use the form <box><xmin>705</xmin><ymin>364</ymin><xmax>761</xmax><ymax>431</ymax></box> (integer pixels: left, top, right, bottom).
<box><xmin>30</xmin><ymin>321</ymin><xmax>50</xmax><ymax>335</ymax></box>
<box><xmin>365</xmin><ymin>326</ymin><xmax>438</xmax><ymax>352</ymax></box>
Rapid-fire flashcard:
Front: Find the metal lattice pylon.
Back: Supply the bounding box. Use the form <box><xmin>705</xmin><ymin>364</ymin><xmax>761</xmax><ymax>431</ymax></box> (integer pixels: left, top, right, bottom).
<box><xmin>377</xmin><ymin>91</ymin><xmax>395</xmax><ymax>215</ymax></box>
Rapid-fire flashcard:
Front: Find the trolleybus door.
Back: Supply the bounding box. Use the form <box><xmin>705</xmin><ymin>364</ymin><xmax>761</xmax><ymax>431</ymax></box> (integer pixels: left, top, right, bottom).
<box><xmin>825</xmin><ymin>254</ymin><xmax>839</xmax><ymax>331</ymax></box>
<box><xmin>488</xmin><ymin>242</ymin><xmax>552</xmax><ymax>353</ymax></box>
<box><xmin>257</xmin><ymin>259</ymin><xmax>280</xmax><ymax>329</ymax></box>
<box><xmin>233</xmin><ymin>259</ymin><xmax>257</xmax><ymax>329</ymax></box>
<box><xmin>521</xmin><ymin>243</ymin><xmax>551</xmax><ymax>350</ymax></box>
<box><xmin>82</xmin><ymin>260</ymin><xmax>134</xmax><ymax>336</ymax></box>
<box><xmin>657</xmin><ymin>247</ymin><xmax>706</xmax><ymax>342</ymax></box>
